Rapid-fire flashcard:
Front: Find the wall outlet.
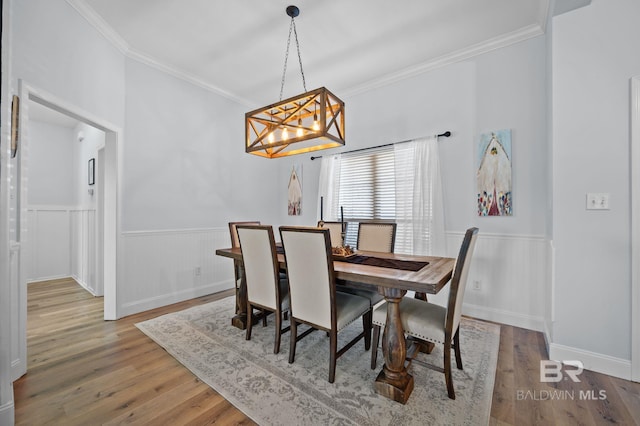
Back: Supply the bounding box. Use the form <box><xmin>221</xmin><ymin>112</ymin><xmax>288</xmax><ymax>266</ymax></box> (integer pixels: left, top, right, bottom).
<box><xmin>194</xmin><ymin>266</ymin><xmax>201</xmax><ymax>276</ymax></box>
<box><xmin>473</xmin><ymin>280</ymin><xmax>481</xmax><ymax>291</ymax></box>
<box><xmin>586</xmin><ymin>193</ymin><xmax>610</xmax><ymax>210</ymax></box>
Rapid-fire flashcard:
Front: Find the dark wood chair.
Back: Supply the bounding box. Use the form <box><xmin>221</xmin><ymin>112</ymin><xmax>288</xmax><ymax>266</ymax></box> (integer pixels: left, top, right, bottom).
<box><xmin>279</xmin><ymin>226</ymin><xmax>372</xmax><ymax>383</ymax></box>
<box><xmin>370</xmin><ymin>227</ymin><xmax>479</xmax><ymax>399</ymax></box>
<box><xmin>236</xmin><ymin>225</ymin><xmax>290</xmax><ymax>354</ymax></box>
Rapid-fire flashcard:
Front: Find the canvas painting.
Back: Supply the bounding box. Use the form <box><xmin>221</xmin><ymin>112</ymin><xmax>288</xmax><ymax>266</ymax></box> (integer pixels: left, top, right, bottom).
<box><xmin>477</xmin><ymin>129</ymin><xmax>512</xmax><ymax>216</ymax></box>
<box><xmin>288</xmin><ymin>165</ymin><xmax>302</xmax><ymax>215</ymax></box>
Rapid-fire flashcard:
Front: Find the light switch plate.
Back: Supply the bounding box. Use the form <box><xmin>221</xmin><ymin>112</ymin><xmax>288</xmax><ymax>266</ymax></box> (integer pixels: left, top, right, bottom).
<box><xmin>586</xmin><ymin>193</ymin><xmax>610</xmax><ymax>210</ymax></box>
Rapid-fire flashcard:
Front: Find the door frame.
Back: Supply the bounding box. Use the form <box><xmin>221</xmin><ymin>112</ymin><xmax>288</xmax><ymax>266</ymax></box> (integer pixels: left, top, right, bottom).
<box><xmin>631</xmin><ymin>75</ymin><xmax>639</xmax><ymax>382</ymax></box>
<box><xmin>13</xmin><ymin>80</ymin><xmax>121</xmax><ymax>378</ymax></box>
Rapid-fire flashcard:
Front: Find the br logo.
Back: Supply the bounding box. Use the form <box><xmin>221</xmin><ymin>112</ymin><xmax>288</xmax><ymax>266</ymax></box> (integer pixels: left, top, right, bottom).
<box><xmin>540</xmin><ymin>360</ymin><xmax>584</xmax><ymax>382</ymax></box>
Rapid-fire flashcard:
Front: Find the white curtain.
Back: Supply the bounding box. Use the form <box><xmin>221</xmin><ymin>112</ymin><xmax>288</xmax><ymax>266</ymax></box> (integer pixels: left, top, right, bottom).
<box><xmin>317</xmin><ymin>155</ymin><xmax>341</xmax><ymax>222</ymax></box>
<box><xmin>394</xmin><ymin>136</ymin><xmax>446</xmax><ymax>256</ymax></box>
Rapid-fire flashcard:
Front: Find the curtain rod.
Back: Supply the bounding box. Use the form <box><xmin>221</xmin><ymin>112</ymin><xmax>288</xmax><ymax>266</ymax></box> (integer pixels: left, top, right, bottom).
<box><xmin>310</xmin><ymin>131</ymin><xmax>451</xmax><ymax>160</ymax></box>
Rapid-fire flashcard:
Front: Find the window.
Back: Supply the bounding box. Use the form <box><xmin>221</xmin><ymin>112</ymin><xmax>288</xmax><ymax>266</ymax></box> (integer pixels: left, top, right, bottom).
<box><xmin>319</xmin><ymin>136</ymin><xmax>445</xmax><ymax>256</ymax></box>
<box><xmin>324</xmin><ymin>147</ymin><xmax>394</xmax><ymax>247</ymax></box>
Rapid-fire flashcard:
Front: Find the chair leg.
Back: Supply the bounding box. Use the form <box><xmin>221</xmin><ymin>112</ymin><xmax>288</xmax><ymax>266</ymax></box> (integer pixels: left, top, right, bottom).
<box><xmin>453</xmin><ymin>328</ymin><xmax>463</xmax><ymax>370</ymax></box>
<box><xmin>245</xmin><ymin>305</ymin><xmax>253</xmax><ymax>341</ymax></box>
<box><xmin>288</xmin><ymin>319</ymin><xmax>298</xmax><ymax>364</ymax></box>
<box><xmin>262</xmin><ymin>309</ymin><xmax>268</xmax><ymax>326</ymax></box>
<box><xmin>274</xmin><ymin>309</ymin><xmax>282</xmax><ymax>354</ymax></box>
<box><xmin>444</xmin><ymin>342</ymin><xmax>455</xmax><ymax>400</ymax></box>
<box><xmin>329</xmin><ymin>330</ymin><xmax>337</xmax><ymax>383</ymax></box>
<box><xmin>362</xmin><ymin>310</ymin><xmax>372</xmax><ymax>351</ymax></box>
<box><xmin>371</xmin><ymin>325</ymin><xmax>381</xmax><ymax>369</ymax></box>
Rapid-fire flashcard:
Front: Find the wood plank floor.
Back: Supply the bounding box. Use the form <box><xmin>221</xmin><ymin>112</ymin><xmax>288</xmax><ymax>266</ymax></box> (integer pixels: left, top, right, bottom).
<box><xmin>13</xmin><ymin>278</ymin><xmax>640</xmax><ymax>425</ymax></box>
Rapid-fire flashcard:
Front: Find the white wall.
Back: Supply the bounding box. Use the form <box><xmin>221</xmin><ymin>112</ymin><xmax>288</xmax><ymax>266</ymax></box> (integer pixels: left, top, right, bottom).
<box><xmin>28</xmin><ymin>121</ymin><xmax>75</xmax><ymax>205</ymax></box>
<box><xmin>279</xmin><ymin>37</ymin><xmax>548</xmax><ymax>234</ymax></box>
<box><xmin>25</xmin><ymin>117</ymin><xmax>104</xmax><ymax>287</ymax></box>
<box><xmin>551</xmin><ymin>0</ymin><xmax>640</xmax><ymax>367</ymax></box>
<box><xmin>74</xmin><ymin>123</ymin><xmax>104</xmax><ymax>207</ymax></box>
<box><xmin>123</xmin><ymin>58</ymin><xmax>281</xmax><ymax>231</ymax></box>
<box><xmin>10</xmin><ymin>0</ymin><xmax>277</xmax><ymax>323</ymax></box>
<box><xmin>277</xmin><ymin>37</ymin><xmax>550</xmax><ymax>332</ymax></box>
<box><xmin>117</xmin><ymin>58</ymin><xmax>282</xmax><ymax>312</ymax></box>
<box><xmin>12</xmin><ymin>0</ymin><xmax>125</xmax><ymax>127</ymax></box>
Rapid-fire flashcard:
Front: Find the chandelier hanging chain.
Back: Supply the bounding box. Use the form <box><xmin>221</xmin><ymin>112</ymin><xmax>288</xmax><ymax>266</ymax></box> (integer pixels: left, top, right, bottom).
<box><xmin>279</xmin><ymin>15</ymin><xmax>307</xmax><ymax>101</ymax></box>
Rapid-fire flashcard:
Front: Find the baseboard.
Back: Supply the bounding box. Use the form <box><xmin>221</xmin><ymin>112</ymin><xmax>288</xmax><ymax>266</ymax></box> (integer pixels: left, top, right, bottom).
<box><xmin>70</xmin><ymin>274</ymin><xmax>97</xmax><ymax>296</ymax></box>
<box><xmin>0</xmin><ymin>399</ymin><xmax>15</xmax><ymax>426</ymax></box>
<box><xmin>542</xmin><ymin>320</ymin><xmax>553</xmax><ymax>357</ymax></box>
<box><xmin>463</xmin><ymin>302</ymin><xmax>545</xmax><ymax>332</ymax></box>
<box><xmin>27</xmin><ymin>274</ymin><xmax>69</xmax><ymax>283</ymax></box>
<box><xmin>119</xmin><ymin>280</ymin><xmax>234</xmax><ymax>318</ymax></box>
<box><xmin>549</xmin><ymin>342</ymin><xmax>632</xmax><ymax>380</ymax></box>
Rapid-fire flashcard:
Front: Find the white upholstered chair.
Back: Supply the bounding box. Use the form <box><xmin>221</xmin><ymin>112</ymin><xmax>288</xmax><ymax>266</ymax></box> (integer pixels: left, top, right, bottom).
<box><xmin>370</xmin><ymin>227</ymin><xmax>479</xmax><ymax>399</ymax></box>
<box><xmin>356</xmin><ymin>222</ymin><xmax>397</xmax><ymax>253</ymax></box>
<box><xmin>279</xmin><ymin>226</ymin><xmax>372</xmax><ymax>383</ymax></box>
<box><xmin>317</xmin><ymin>221</ymin><xmax>344</xmax><ymax>247</ymax></box>
<box><xmin>228</xmin><ymin>221</ymin><xmax>260</xmax><ymax>314</ymax></box>
<box><xmin>237</xmin><ymin>225</ymin><xmax>290</xmax><ymax>354</ymax></box>
<box><xmin>338</xmin><ymin>222</ymin><xmax>398</xmax><ymax>308</ymax></box>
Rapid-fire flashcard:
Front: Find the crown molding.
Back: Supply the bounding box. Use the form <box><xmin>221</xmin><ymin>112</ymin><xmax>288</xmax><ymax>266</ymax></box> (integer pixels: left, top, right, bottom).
<box><xmin>65</xmin><ymin>0</ymin><xmax>129</xmax><ymax>54</ymax></box>
<box><xmin>65</xmin><ymin>0</ymin><xmax>253</xmax><ymax>107</ymax></box>
<box><xmin>125</xmin><ymin>49</ymin><xmax>253</xmax><ymax>107</ymax></box>
<box><xmin>538</xmin><ymin>0</ymin><xmax>551</xmax><ymax>33</ymax></box>
<box><xmin>65</xmin><ymin>0</ymin><xmax>545</xmax><ymax>107</ymax></box>
<box><xmin>342</xmin><ymin>24</ymin><xmax>545</xmax><ymax>99</ymax></box>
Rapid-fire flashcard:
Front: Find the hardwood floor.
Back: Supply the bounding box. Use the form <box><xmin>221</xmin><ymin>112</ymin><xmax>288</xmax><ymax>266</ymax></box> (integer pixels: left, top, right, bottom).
<box><xmin>14</xmin><ymin>278</ymin><xmax>640</xmax><ymax>425</ymax></box>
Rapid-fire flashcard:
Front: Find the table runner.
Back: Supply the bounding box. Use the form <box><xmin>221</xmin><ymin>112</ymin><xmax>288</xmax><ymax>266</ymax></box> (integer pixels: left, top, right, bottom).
<box><xmin>276</xmin><ymin>244</ymin><xmax>428</xmax><ymax>271</ymax></box>
<box><xmin>341</xmin><ymin>255</ymin><xmax>428</xmax><ymax>271</ymax></box>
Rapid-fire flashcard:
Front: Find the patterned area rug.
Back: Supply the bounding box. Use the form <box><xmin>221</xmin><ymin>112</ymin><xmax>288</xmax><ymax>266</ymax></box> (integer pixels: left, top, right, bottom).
<box><xmin>136</xmin><ymin>297</ymin><xmax>500</xmax><ymax>425</ymax></box>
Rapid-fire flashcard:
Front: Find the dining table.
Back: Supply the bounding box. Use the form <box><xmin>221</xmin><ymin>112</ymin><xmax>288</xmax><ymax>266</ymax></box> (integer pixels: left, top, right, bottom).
<box><xmin>215</xmin><ymin>246</ymin><xmax>456</xmax><ymax>404</ymax></box>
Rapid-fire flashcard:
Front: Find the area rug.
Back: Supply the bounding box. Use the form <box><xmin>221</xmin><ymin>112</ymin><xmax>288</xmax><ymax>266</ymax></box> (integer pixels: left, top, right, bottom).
<box><xmin>136</xmin><ymin>297</ymin><xmax>500</xmax><ymax>425</ymax></box>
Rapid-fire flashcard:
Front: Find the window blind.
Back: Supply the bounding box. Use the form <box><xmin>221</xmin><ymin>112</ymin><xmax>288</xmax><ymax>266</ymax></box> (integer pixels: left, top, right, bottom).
<box><xmin>332</xmin><ymin>147</ymin><xmax>395</xmax><ymax>247</ymax></box>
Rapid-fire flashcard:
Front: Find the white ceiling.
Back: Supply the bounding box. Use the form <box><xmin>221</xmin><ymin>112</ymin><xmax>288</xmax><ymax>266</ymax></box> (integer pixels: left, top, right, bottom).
<box><xmin>68</xmin><ymin>0</ymin><xmax>587</xmax><ymax>108</ymax></box>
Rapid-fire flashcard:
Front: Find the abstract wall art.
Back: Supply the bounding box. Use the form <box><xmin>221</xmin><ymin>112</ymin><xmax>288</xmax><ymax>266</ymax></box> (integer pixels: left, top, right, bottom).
<box><xmin>477</xmin><ymin>129</ymin><xmax>512</xmax><ymax>216</ymax></box>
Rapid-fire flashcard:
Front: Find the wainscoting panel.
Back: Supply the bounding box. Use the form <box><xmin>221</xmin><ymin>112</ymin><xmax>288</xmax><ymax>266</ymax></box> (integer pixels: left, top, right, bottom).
<box><xmin>445</xmin><ymin>231</ymin><xmax>548</xmax><ymax>331</ymax></box>
<box><xmin>26</xmin><ymin>208</ymin><xmax>71</xmax><ymax>282</ymax></box>
<box><xmin>118</xmin><ymin>229</ymin><xmax>546</xmax><ymax>330</ymax></box>
<box><xmin>70</xmin><ymin>209</ymin><xmax>96</xmax><ymax>294</ymax></box>
<box><xmin>26</xmin><ymin>207</ymin><xmax>96</xmax><ymax>295</ymax></box>
<box><xmin>119</xmin><ymin>228</ymin><xmax>235</xmax><ymax>317</ymax></box>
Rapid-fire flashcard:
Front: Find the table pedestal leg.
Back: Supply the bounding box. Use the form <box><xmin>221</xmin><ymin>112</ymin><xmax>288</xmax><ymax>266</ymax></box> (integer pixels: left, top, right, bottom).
<box><xmin>374</xmin><ymin>288</ymin><xmax>414</xmax><ymax>404</ymax></box>
<box><xmin>231</xmin><ymin>261</ymin><xmax>249</xmax><ymax>330</ymax></box>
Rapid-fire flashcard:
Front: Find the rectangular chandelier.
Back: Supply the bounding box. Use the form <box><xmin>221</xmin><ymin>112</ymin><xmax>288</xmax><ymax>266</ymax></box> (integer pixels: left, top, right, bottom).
<box><xmin>245</xmin><ymin>87</ymin><xmax>345</xmax><ymax>159</ymax></box>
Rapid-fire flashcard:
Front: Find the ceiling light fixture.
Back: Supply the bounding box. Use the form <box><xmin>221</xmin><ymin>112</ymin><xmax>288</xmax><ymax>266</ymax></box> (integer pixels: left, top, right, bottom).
<box><xmin>245</xmin><ymin>5</ymin><xmax>345</xmax><ymax>159</ymax></box>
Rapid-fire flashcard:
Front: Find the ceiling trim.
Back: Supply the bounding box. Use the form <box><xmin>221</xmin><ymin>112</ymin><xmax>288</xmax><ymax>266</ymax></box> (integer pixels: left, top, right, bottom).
<box><xmin>65</xmin><ymin>0</ymin><xmax>129</xmax><ymax>54</ymax></box>
<box><xmin>65</xmin><ymin>0</ymin><xmax>547</xmax><ymax>107</ymax></box>
<box><xmin>65</xmin><ymin>0</ymin><xmax>253</xmax><ymax>106</ymax></box>
<box><xmin>343</xmin><ymin>23</ymin><xmax>545</xmax><ymax>99</ymax></box>
<box><xmin>126</xmin><ymin>49</ymin><xmax>253</xmax><ymax>107</ymax></box>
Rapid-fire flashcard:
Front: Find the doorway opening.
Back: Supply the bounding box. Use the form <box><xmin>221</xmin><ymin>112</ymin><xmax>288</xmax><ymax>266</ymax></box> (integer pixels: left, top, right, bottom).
<box><xmin>27</xmin><ymin>101</ymin><xmax>105</xmax><ymax>296</ymax></box>
<box><xmin>13</xmin><ymin>81</ymin><xmax>120</xmax><ymax>380</ymax></box>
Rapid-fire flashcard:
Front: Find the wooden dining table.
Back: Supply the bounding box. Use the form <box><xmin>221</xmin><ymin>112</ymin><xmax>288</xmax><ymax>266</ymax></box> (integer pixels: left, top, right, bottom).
<box><xmin>215</xmin><ymin>246</ymin><xmax>456</xmax><ymax>404</ymax></box>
